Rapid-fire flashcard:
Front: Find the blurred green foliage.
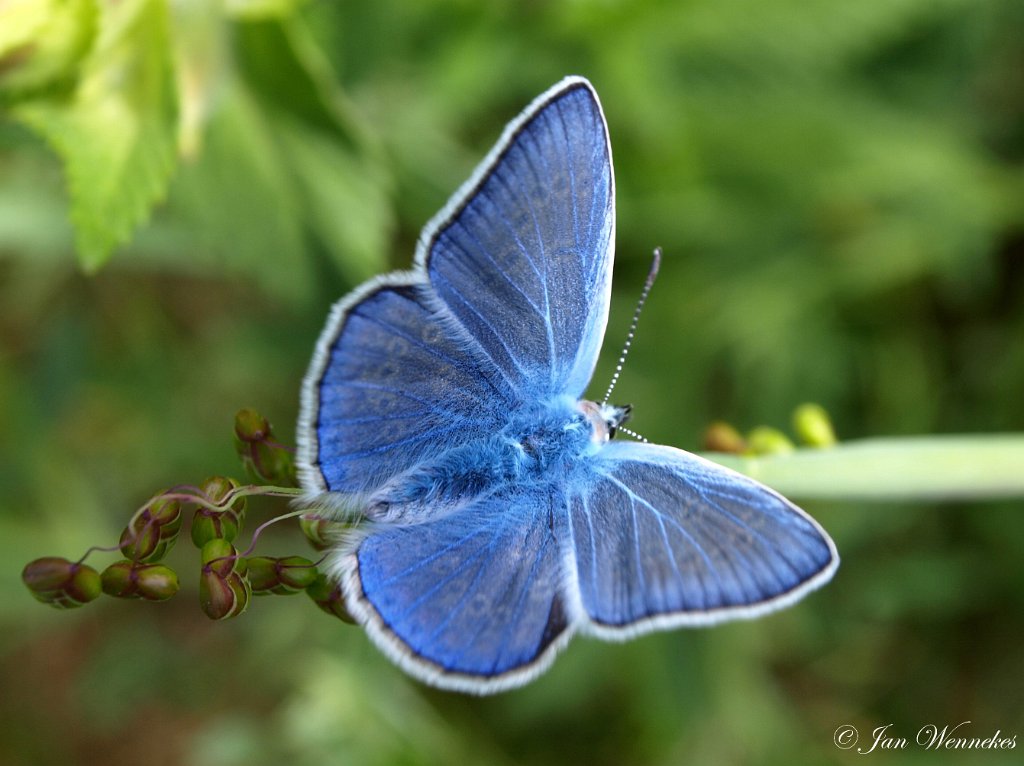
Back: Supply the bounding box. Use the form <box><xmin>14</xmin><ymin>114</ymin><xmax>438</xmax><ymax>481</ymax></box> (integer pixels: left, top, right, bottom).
<box><xmin>1</xmin><ymin>0</ymin><xmax>1022</xmax><ymax>764</ymax></box>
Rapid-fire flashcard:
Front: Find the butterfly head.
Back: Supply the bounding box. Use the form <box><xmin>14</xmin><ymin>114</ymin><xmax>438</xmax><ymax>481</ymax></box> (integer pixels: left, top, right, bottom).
<box><xmin>578</xmin><ymin>400</ymin><xmax>632</xmax><ymax>444</ymax></box>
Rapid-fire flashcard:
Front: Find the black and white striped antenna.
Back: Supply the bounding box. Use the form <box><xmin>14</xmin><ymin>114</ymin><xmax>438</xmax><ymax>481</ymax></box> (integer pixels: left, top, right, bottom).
<box><xmin>600</xmin><ymin>247</ymin><xmax>662</xmax><ymax>407</ymax></box>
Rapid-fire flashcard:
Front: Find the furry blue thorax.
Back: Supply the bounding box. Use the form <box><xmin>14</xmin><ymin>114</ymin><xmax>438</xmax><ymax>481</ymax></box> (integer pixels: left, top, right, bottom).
<box><xmin>365</xmin><ymin>396</ymin><xmax>596</xmax><ymax>524</ymax></box>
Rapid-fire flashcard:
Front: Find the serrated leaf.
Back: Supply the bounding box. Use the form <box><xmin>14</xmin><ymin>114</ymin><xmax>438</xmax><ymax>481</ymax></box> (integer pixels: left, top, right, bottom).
<box><xmin>14</xmin><ymin>0</ymin><xmax>178</xmax><ymax>271</ymax></box>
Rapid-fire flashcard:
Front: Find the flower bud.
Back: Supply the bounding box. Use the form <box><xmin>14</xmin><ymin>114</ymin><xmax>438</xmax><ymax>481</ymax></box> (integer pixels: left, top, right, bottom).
<box><xmin>135</xmin><ymin>564</ymin><xmax>179</xmax><ymax>601</ymax></box>
<box><xmin>199</xmin><ymin>570</ymin><xmax>250</xmax><ymax>620</ymax></box>
<box><xmin>200</xmin><ymin>475</ymin><xmax>247</xmax><ymax>518</ymax></box>
<box><xmin>276</xmin><ymin>556</ymin><xmax>318</xmax><ymax>592</ymax></box>
<box><xmin>793</xmin><ymin>403</ymin><xmax>837</xmax><ymax>448</ymax></box>
<box><xmin>201</xmin><ymin>539</ymin><xmax>241</xmax><ymax>578</ymax></box>
<box><xmin>23</xmin><ymin>557</ymin><xmax>101</xmax><ymax>608</ymax></box>
<box><xmin>119</xmin><ymin>522</ymin><xmax>161</xmax><ymax>562</ymax></box>
<box><xmin>200</xmin><ymin>569</ymin><xmax>237</xmax><ymax>620</ymax></box>
<box><xmin>248</xmin><ymin>556</ymin><xmax>318</xmax><ymax>595</ymax></box>
<box><xmin>246</xmin><ymin>556</ymin><xmax>279</xmax><ymax>593</ymax></box>
<box><xmin>234</xmin><ymin>408</ymin><xmax>271</xmax><ymax>442</ymax></box>
<box><xmin>22</xmin><ymin>557</ymin><xmax>75</xmax><ymax>596</ymax></box>
<box><xmin>120</xmin><ymin>496</ymin><xmax>183</xmax><ymax>562</ymax></box>
<box><xmin>306</xmin><ymin>573</ymin><xmax>355</xmax><ymax>624</ymax></box>
<box><xmin>299</xmin><ymin>515</ymin><xmax>337</xmax><ymax>551</ymax></box>
<box><xmin>101</xmin><ymin>560</ymin><xmax>140</xmax><ymax>598</ymax></box>
<box><xmin>745</xmin><ymin>426</ymin><xmax>796</xmax><ymax>456</ymax></box>
<box><xmin>234</xmin><ymin>408</ymin><xmax>297</xmax><ymax>487</ymax></box>
<box><xmin>64</xmin><ymin>564</ymin><xmax>102</xmax><ymax>605</ymax></box>
<box><xmin>190</xmin><ymin>509</ymin><xmax>239</xmax><ymax>547</ymax></box>
<box><xmin>702</xmin><ymin>421</ymin><xmax>747</xmax><ymax>454</ymax></box>
<box><xmin>190</xmin><ymin>477</ymin><xmax>246</xmax><ymax>547</ymax></box>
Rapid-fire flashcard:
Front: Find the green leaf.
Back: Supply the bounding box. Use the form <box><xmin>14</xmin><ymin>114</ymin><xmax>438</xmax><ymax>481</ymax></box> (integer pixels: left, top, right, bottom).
<box><xmin>703</xmin><ymin>435</ymin><xmax>1024</xmax><ymax>501</ymax></box>
<box><xmin>14</xmin><ymin>0</ymin><xmax>178</xmax><ymax>271</ymax></box>
<box><xmin>0</xmin><ymin>0</ymin><xmax>97</xmax><ymax>100</ymax></box>
<box><xmin>235</xmin><ymin>17</ymin><xmax>393</xmax><ymax>282</ymax></box>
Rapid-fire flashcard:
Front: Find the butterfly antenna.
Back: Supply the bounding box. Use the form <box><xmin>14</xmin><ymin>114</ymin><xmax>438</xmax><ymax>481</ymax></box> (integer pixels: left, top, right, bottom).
<box><xmin>616</xmin><ymin>425</ymin><xmax>649</xmax><ymax>443</ymax></box>
<box><xmin>601</xmin><ymin>247</ymin><xmax>662</xmax><ymax>405</ymax></box>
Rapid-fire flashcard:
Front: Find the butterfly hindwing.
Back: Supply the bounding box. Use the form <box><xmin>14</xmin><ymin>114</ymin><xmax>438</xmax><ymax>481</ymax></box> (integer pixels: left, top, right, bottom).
<box><xmin>565</xmin><ymin>442</ymin><xmax>838</xmax><ymax>636</ymax></box>
<box><xmin>339</xmin><ymin>485</ymin><xmax>575</xmax><ymax>693</ymax></box>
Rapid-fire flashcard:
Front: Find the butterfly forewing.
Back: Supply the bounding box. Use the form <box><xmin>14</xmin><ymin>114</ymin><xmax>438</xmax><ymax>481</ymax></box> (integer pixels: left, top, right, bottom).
<box><xmin>424</xmin><ymin>80</ymin><xmax>615</xmax><ymax>400</ymax></box>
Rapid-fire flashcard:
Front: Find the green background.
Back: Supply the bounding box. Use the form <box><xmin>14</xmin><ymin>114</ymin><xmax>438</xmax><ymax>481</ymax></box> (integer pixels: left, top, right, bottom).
<box><xmin>2</xmin><ymin>0</ymin><xmax>1022</xmax><ymax>764</ymax></box>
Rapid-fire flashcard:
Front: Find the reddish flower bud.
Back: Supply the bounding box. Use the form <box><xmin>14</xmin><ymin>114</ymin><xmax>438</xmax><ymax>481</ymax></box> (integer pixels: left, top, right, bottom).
<box><xmin>234</xmin><ymin>409</ymin><xmax>297</xmax><ymax>487</ymax></box>
<box><xmin>148</xmin><ymin>496</ymin><xmax>183</xmax><ymax>533</ymax></box>
<box><xmin>101</xmin><ymin>560</ymin><xmax>141</xmax><ymax>598</ymax></box>
<box><xmin>199</xmin><ymin>570</ymin><xmax>250</xmax><ymax>620</ymax></box>
<box><xmin>306</xmin><ymin>573</ymin><xmax>355</xmax><ymax>624</ymax></box>
<box><xmin>119</xmin><ymin>522</ymin><xmax>161</xmax><ymax>562</ymax></box>
<box><xmin>200</xmin><ymin>569</ymin><xmax>237</xmax><ymax>620</ymax></box>
<box><xmin>199</xmin><ymin>475</ymin><xmax>247</xmax><ymax>518</ymax></box>
<box><xmin>23</xmin><ymin>557</ymin><xmax>101</xmax><ymax>608</ymax></box>
<box><xmin>201</xmin><ymin>539</ymin><xmax>241</xmax><ymax>578</ymax></box>
<box><xmin>702</xmin><ymin>421</ymin><xmax>747</xmax><ymax>454</ymax></box>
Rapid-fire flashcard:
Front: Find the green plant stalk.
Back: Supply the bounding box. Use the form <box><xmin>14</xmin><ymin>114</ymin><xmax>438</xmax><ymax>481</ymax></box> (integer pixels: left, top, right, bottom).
<box><xmin>702</xmin><ymin>435</ymin><xmax>1024</xmax><ymax>502</ymax></box>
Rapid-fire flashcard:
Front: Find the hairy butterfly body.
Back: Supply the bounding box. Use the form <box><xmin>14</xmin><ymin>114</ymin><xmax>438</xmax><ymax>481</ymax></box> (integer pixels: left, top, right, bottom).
<box><xmin>297</xmin><ymin>76</ymin><xmax>838</xmax><ymax>694</ymax></box>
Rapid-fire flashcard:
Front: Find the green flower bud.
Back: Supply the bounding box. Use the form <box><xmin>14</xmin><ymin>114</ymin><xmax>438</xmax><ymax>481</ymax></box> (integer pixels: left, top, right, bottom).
<box><xmin>234</xmin><ymin>408</ymin><xmax>271</xmax><ymax>442</ymax></box>
<box><xmin>793</xmin><ymin>403</ymin><xmax>838</xmax><ymax>448</ymax></box>
<box><xmin>199</xmin><ymin>475</ymin><xmax>247</xmax><ymax>518</ymax></box>
<box><xmin>226</xmin><ymin>572</ymin><xmax>251</xmax><ymax>617</ymax></box>
<box><xmin>101</xmin><ymin>560</ymin><xmax>141</xmax><ymax>598</ymax></box>
<box><xmin>306</xmin><ymin>573</ymin><xmax>355</xmax><ymax>624</ymax></box>
<box><xmin>200</xmin><ymin>569</ymin><xmax>237</xmax><ymax>620</ymax></box>
<box><xmin>299</xmin><ymin>515</ymin><xmax>338</xmax><ymax>551</ymax></box>
<box><xmin>200</xmin><ymin>570</ymin><xmax>250</xmax><ymax>620</ymax></box>
<box><xmin>234</xmin><ymin>409</ymin><xmax>297</xmax><ymax>487</ymax></box>
<box><xmin>149</xmin><ymin>497</ymin><xmax>183</xmax><ymax>534</ymax></box>
<box><xmin>66</xmin><ymin>564</ymin><xmax>102</xmax><ymax>604</ymax></box>
<box><xmin>120</xmin><ymin>496</ymin><xmax>183</xmax><ymax>562</ymax></box>
<box><xmin>23</xmin><ymin>557</ymin><xmax>101</xmax><ymax>608</ymax></box>
<box><xmin>190</xmin><ymin>509</ymin><xmax>240</xmax><ymax>547</ymax></box>
<box><xmin>247</xmin><ymin>556</ymin><xmax>317</xmax><ymax>595</ymax></box>
<box><xmin>134</xmin><ymin>564</ymin><xmax>179</xmax><ymax>601</ymax></box>
<box><xmin>245</xmin><ymin>556</ymin><xmax>279</xmax><ymax>593</ymax></box>
<box><xmin>119</xmin><ymin>522</ymin><xmax>161</xmax><ymax>562</ymax></box>
<box><xmin>22</xmin><ymin>557</ymin><xmax>74</xmax><ymax>596</ymax></box>
<box><xmin>276</xmin><ymin>556</ymin><xmax>318</xmax><ymax>592</ymax></box>
<box><xmin>201</xmin><ymin>539</ymin><xmax>241</xmax><ymax>578</ymax></box>
<box><xmin>745</xmin><ymin>426</ymin><xmax>796</xmax><ymax>456</ymax></box>
<box><xmin>702</xmin><ymin>421</ymin><xmax>747</xmax><ymax>454</ymax></box>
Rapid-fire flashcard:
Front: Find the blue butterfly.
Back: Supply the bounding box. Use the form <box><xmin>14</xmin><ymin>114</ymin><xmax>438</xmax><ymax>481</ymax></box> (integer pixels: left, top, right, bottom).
<box><xmin>297</xmin><ymin>76</ymin><xmax>838</xmax><ymax>694</ymax></box>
